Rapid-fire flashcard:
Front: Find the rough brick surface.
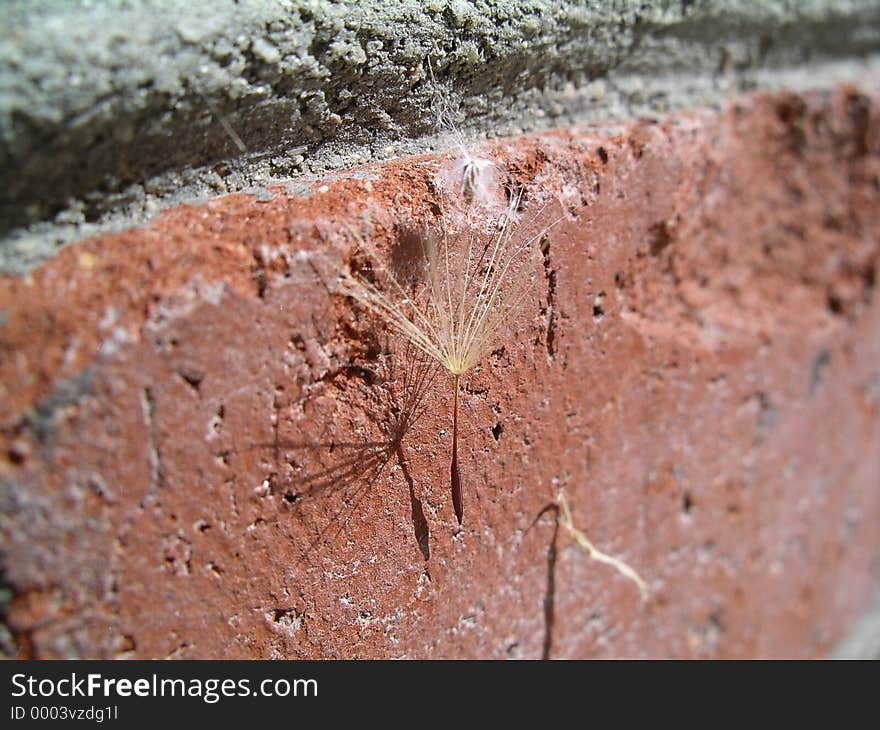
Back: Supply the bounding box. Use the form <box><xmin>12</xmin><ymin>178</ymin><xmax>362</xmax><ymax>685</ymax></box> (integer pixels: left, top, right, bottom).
<box><xmin>1</xmin><ymin>82</ymin><xmax>879</xmax><ymax>658</ymax></box>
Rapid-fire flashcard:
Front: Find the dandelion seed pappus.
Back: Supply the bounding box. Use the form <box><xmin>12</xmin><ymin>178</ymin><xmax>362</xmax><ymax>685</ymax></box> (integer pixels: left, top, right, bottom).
<box><xmin>340</xmin><ymin>156</ymin><xmax>558</xmax><ymax>525</ymax></box>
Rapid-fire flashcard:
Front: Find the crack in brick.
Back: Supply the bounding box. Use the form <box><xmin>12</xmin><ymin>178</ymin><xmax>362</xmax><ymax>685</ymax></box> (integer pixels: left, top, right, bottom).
<box><xmin>540</xmin><ymin>235</ymin><xmax>558</xmax><ymax>359</ymax></box>
<box><xmin>540</xmin><ymin>503</ymin><xmax>561</xmax><ymax>660</ymax></box>
<box><xmin>140</xmin><ymin>386</ymin><xmax>165</xmax><ymax>492</ymax></box>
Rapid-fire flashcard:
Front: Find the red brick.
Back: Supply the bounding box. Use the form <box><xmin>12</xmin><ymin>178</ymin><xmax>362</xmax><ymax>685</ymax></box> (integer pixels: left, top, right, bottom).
<box><xmin>1</xmin><ymin>83</ymin><xmax>879</xmax><ymax>658</ymax></box>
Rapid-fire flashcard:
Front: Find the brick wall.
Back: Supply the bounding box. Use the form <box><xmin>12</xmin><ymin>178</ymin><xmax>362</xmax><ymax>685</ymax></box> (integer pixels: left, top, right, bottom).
<box><xmin>1</xmin><ymin>1</ymin><xmax>878</xmax><ymax>658</ymax></box>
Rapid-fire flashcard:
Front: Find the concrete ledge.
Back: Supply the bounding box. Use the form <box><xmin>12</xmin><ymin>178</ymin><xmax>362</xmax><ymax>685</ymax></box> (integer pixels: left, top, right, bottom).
<box><xmin>2</xmin><ymin>0</ymin><xmax>880</xmax><ymax>272</ymax></box>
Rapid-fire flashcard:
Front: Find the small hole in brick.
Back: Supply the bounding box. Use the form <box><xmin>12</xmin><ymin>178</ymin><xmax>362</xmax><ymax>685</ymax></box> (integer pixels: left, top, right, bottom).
<box><xmin>491</xmin><ymin>421</ymin><xmax>503</xmax><ymax>441</ymax></box>
<box><xmin>597</xmin><ymin>146</ymin><xmax>608</xmax><ymax>164</ymax></box>
<box><xmin>272</xmin><ymin>607</ymin><xmax>299</xmax><ymax>623</ymax></box>
<box><xmin>283</xmin><ymin>491</ymin><xmax>299</xmax><ymax>504</ymax></box>
<box><xmin>593</xmin><ymin>291</ymin><xmax>606</xmax><ymax>321</ymax></box>
<box><xmin>648</xmin><ymin>221</ymin><xmax>673</xmax><ymax>256</ymax></box>
<box><xmin>178</xmin><ymin>369</ymin><xmax>204</xmax><ymax>393</ymax></box>
<box><xmin>291</xmin><ymin>334</ymin><xmax>306</xmax><ymax>350</ymax></box>
<box><xmin>827</xmin><ymin>291</ymin><xmax>844</xmax><ymax>316</ymax></box>
<box><xmin>8</xmin><ymin>440</ymin><xmax>29</xmax><ymax>465</ymax></box>
<box><xmin>682</xmin><ymin>492</ymin><xmax>694</xmax><ymax>515</ymax></box>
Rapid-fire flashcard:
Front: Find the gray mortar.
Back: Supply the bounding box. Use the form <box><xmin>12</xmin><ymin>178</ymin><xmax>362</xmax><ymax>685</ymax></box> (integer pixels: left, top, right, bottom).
<box><xmin>833</xmin><ymin>593</ymin><xmax>880</xmax><ymax>659</ymax></box>
<box><xmin>2</xmin><ymin>0</ymin><xmax>880</xmax><ymax>272</ymax></box>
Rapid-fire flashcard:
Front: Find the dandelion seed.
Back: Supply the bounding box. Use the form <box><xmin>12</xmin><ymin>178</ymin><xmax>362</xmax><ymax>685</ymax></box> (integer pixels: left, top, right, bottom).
<box><xmin>441</xmin><ymin>148</ymin><xmax>502</xmax><ymax>207</ymax></box>
<box><xmin>427</xmin><ymin>57</ymin><xmax>504</xmax><ymax>209</ymax></box>
<box><xmin>340</xmin><ymin>188</ymin><xmax>555</xmax><ymax>525</ymax></box>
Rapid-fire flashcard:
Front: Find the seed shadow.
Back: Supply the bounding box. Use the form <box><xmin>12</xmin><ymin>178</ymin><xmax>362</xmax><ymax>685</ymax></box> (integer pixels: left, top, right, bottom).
<box><xmin>270</xmin><ymin>343</ymin><xmax>438</xmax><ymax>562</ymax></box>
<box><xmin>529</xmin><ymin>502</ymin><xmax>561</xmax><ymax>660</ymax></box>
<box><xmin>397</xmin><ymin>442</ymin><xmax>430</xmax><ymax>561</ymax></box>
